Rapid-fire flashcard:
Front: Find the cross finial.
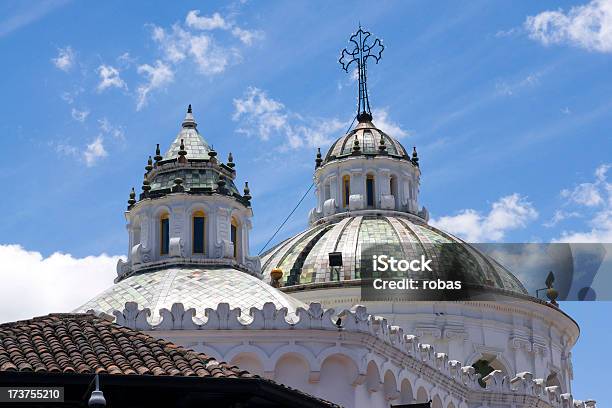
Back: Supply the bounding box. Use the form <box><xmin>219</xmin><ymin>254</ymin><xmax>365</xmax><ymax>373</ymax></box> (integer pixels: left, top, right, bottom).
<box><xmin>187</xmin><ymin>104</ymin><xmax>192</xmax><ymax>114</ymax></box>
<box><xmin>339</xmin><ymin>25</ymin><xmax>384</xmax><ymax>123</ymax></box>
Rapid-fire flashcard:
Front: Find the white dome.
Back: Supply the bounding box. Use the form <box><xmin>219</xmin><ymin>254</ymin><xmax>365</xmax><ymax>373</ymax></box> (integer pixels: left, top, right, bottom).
<box><xmin>75</xmin><ymin>267</ymin><xmax>306</xmax><ymax>324</ymax></box>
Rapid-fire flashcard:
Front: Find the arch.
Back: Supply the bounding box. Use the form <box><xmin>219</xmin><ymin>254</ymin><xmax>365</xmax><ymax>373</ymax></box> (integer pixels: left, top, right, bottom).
<box><xmin>366</xmin><ymin>173</ymin><xmax>375</xmax><ymax>208</ymax></box>
<box><xmin>383</xmin><ymin>370</ymin><xmax>398</xmax><ymax>401</ymax></box>
<box><xmin>389</xmin><ymin>174</ymin><xmax>398</xmax><ymax>209</ymax></box>
<box><xmin>469</xmin><ymin>353</ymin><xmax>509</xmax><ymax>388</ymax></box>
<box><xmin>342</xmin><ymin>174</ymin><xmax>350</xmax><ymax>208</ymax></box>
<box><xmin>432</xmin><ymin>395</ymin><xmax>443</xmax><ymax>408</ymax></box>
<box><xmin>230</xmin><ymin>353</ymin><xmax>264</xmax><ymax>376</ymax></box>
<box><xmin>399</xmin><ymin>378</ymin><xmax>413</xmax><ymax>404</ymax></box>
<box><xmin>546</xmin><ymin>371</ymin><xmax>562</xmax><ymax>390</ymax></box>
<box><xmin>316</xmin><ymin>347</ymin><xmax>363</xmax><ymax>376</ymax></box>
<box><xmin>274</xmin><ymin>353</ymin><xmax>310</xmax><ymax>390</ymax></box>
<box><xmin>415</xmin><ymin>386</ymin><xmax>428</xmax><ymax>403</ymax></box>
<box><xmin>318</xmin><ymin>354</ymin><xmax>358</xmax><ymax>408</ymax></box>
<box><xmin>366</xmin><ymin>360</ymin><xmax>381</xmax><ymax>392</ymax></box>
<box><xmin>191</xmin><ymin>209</ymin><xmax>206</xmax><ymax>255</ymax></box>
<box><xmin>447</xmin><ymin>401</ymin><xmax>456</xmax><ymax>408</ymax></box>
<box><xmin>323</xmin><ymin>178</ymin><xmax>331</xmax><ymax>201</ymax></box>
<box><xmin>231</xmin><ymin>216</ymin><xmax>240</xmax><ymax>260</ymax></box>
<box><xmin>269</xmin><ymin>346</ymin><xmax>317</xmax><ymax>373</ymax></box>
<box><xmin>159</xmin><ymin>211</ymin><xmax>170</xmax><ymax>255</ymax></box>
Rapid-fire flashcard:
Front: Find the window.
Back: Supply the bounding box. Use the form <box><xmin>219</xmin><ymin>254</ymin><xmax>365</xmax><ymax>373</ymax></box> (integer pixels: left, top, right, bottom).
<box><xmin>324</xmin><ymin>182</ymin><xmax>331</xmax><ymax>201</ymax></box>
<box><xmin>342</xmin><ymin>175</ymin><xmax>350</xmax><ymax>208</ymax></box>
<box><xmin>366</xmin><ymin>174</ymin><xmax>375</xmax><ymax>207</ymax></box>
<box><xmin>192</xmin><ymin>210</ymin><xmax>206</xmax><ymax>254</ymax></box>
<box><xmin>160</xmin><ymin>213</ymin><xmax>169</xmax><ymax>255</ymax></box>
<box><xmin>390</xmin><ymin>175</ymin><xmax>398</xmax><ymax>209</ymax></box>
<box><xmin>472</xmin><ymin>359</ymin><xmax>495</xmax><ymax>388</ymax></box>
<box><xmin>231</xmin><ymin>217</ymin><xmax>239</xmax><ymax>259</ymax></box>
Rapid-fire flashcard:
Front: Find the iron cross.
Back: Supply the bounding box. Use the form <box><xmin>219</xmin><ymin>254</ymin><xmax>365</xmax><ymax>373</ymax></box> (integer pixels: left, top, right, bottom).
<box><xmin>339</xmin><ymin>25</ymin><xmax>384</xmax><ymax>122</ymax></box>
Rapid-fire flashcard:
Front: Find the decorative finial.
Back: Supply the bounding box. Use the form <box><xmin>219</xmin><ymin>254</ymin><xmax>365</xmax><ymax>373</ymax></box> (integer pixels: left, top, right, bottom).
<box><xmin>270</xmin><ymin>268</ymin><xmax>283</xmax><ymax>288</ymax></box>
<box><xmin>243</xmin><ymin>181</ymin><xmax>252</xmax><ymax>205</ymax></box>
<box><xmin>171</xmin><ymin>177</ymin><xmax>184</xmax><ymax>193</ymax></box>
<box><xmin>182</xmin><ymin>105</ymin><xmax>197</xmax><ymax>128</ymax></box>
<box><xmin>127</xmin><ymin>187</ymin><xmax>136</xmax><ymax>208</ymax></box>
<box><xmin>208</xmin><ymin>146</ymin><xmax>217</xmax><ymax>163</ymax></box>
<box><xmin>178</xmin><ymin>139</ymin><xmax>187</xmax><ymax>163</ymax></box>
<box><xmin>378</xmin><ymin>134</ymin><xmax>387</xmax><ymax>153</ymax></box>
<box><xmin>141</xmin><ymin>177</ymin><xmax>151</xmax><ymax>196</ymax></box>
<box><xmin>227</xmin><ymin>152</ymin><xmax>235</xmax><ymax>169</ymax></box>
<box><xmin>216</xmin><ymin>175</ymin><xmax>227</xmax><ymax>194</ymax></box>
<box><xmin>315</xmin><ymin>148</ymin><xmax>323</xmax><ymax>168</ymax></box>
<box><xmin>145</xmin><ymin>156</ymin><xmax>153</xmax><ymax>172</ymax></box>
<box><xmin>154</xmin><ymin>144</ymin><xmax>163</xmax><ymax>163</ymax></box>
<box><xmin>352</xmin><ymin>135</ymin><xmax>361</xmax><ymax>154</ymax></box>
<box><xmin>339</xmin><ymin>26</ymin><xmax>384</xmax><ymax>123</ymax></box>
<box><xmin>411</xmin><ymin>146</ymin><xmax>419</xmax><ymax>166</ymax></box>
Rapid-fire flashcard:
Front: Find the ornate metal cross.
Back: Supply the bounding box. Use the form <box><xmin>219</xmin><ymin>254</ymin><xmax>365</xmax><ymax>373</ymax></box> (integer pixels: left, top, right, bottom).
<box><xmin>339</xmin><ymin>25</ymin><xmax>384</xmax><ymax>122</ymax></box>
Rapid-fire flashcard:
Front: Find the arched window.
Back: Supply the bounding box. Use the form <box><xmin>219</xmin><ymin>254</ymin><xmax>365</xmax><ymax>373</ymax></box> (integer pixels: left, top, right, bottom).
<box><xmin>324</xmin><ymin>181</ymin><xmax>331</xmax><ymax>201</ymax></box>
<box><xmin>342</xmin><ymin>175</ymin><xmax>350</xmax><ymax>208</ymax></box>
<box><xmin>366</xmin><ymin>174</ymin><xmax>375</xmax><ymax>208</ymax></box>
<box><xmin>192</xmin><ymin>210</ymin><xmax>206</xmax><ymax>254</ymax></box>
<box><xmin>231</xmin><ymin>217</ymin><xmax>239</xmax><ymax>259</ymax></box>
<box><xmin>160</xmin><ymin>212</ymin><xmax>169</xmax><ymax>255</ymax></box>
<box><xmin>390</xmin><ymin>175</ymin><xmax>398</xmax><ymax>210</ymax></box>
<box><xmin>546</xmin><ymin>372</ymin><xmax>562</xmax><ymax>388</ymax></box>
<box><xmin>472</xmin><ymin>359</ymin><xmax>495</xmax><ymax>388</ymax></box>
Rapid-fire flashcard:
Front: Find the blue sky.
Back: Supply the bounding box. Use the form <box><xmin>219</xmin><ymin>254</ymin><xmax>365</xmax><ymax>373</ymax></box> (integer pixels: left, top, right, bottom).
<box><xmin>0</xmin><ymin>0</ymin><xmax>611</xmax><ymax>403</ymax></box>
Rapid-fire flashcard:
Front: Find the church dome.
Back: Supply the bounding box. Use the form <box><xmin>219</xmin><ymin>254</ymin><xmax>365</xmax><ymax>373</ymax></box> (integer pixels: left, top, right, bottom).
<box><xmin>261</xmin><ymin>213</ymin><xmax>527</xmax><ymax>295</ymax></box>
<box><xmin>322</xmin><ymin>120</ymin><xmax>411</xmax><ymax>165</ymax></box>
<box><xmin>75</xmin><ymin>267</ymin><xmax>306</xmax><ymax>324</ymax></box>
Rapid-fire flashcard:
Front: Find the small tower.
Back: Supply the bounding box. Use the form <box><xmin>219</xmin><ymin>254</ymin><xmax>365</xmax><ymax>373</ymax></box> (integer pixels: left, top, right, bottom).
<box><xmin>309</xmin><ymin>26</ymin><xmax>424</xmax><ymax>223</ymax></box>
<box><xmin>117</xmin><ymin>106</ymin><xmax>260</xmax><ymax>282</ymax></box>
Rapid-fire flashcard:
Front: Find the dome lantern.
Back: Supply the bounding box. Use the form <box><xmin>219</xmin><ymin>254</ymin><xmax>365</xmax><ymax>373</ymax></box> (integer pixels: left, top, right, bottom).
<box><xmin>118</xmin><ymin>105</ymin><xmax>261</xmax><ymax>282</ymax></box>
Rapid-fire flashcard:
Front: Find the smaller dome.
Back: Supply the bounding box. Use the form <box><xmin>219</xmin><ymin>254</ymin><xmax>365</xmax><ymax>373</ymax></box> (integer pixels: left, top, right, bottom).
<box><xmin>75</xmin><ymin>267</ymin><xmax>307</xmax><ymax>324</ymax></box>
<box><xmin>323</xmin><ymin>120</ymin><xmax>410</xmax><ymax>165</ymax></box>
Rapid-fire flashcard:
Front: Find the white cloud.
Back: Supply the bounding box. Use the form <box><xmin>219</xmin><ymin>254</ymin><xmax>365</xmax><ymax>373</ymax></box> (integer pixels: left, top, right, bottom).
<box><xmin>556</xmin><ymin>164</ymin><xmax>612</xmax><ymax>242</ymax></box>
<box><xmin>70</xmin><ymin>107</ymin><xmax>89</xmax><ymax>123</ymax></box>
<box><xmin>561</xmin><ymin>182</ymin><xmax>603</xmax><ymax>206</ymax></box>
<box><xmin>525</xmin><ymin>0</ymin><xmax>612</xmax><ymax>53</ymax></box>
<box><xmin>430</xmin><ymin>194</ymin><xmax>538</xmax><ymax>242</ymax></box>
<box><xmin>96</xmin><ymin>64</ymin><xmax>127</xmax><ymax>92</ymax></box>
<box><xmin>232</xmin><ymin>86</ymin><xmax>347</xmax><ymax>149</ymax></box>
<box><xmin>51</xmin><ymin>46</ymin><xmax>75</xmax><ymax>71</ymax></box>
<box><xmin>231</xmin><ymin>27</ymin><xmax>264</xmax><ymax>45</ymax></box>
<box><xmin>543</xmin><ymin>210</ymin><xmax>581</xmax><ymax>227</ymax></box>
<box><xmin>151</xmin><ymin>24</ymin><xmax>238</xmax><ymax>75</ymax></box>
<box><xmin>185</xmin><ymin>11</ymin><xmax>230</xmax><ymax>30</ymax></box>
<box><xmin>0</xmin><ymin>244</ymin><xmax>119</xmax><ymax>323</ymax></box>
<box><xmin>371</xmin><ymin>108</ymin><xmax>409</xmax><ymax>138</ymax></box>
<box><xmin>135</xmin><ymin>10</ymin><xmax>261</xmax><ymax>110</ymax></box>
<box><xmin>495</xmin><ymin>72</ymin><xmax>541</xmax><ymax>96</ymax></box>
<box><xmin>98</xmin><ymin>118</ymin><xmax>125</xmax><ymax>141</ymax></box>
<box><xmin>84</xmin><ymin>136</ymin><xmax>107</xmax><ymax>167</ymax></box>
<box><xmin>136</xmin><ymin>60</ymin><xmax>174</xmax><ymax>110</ymax></box>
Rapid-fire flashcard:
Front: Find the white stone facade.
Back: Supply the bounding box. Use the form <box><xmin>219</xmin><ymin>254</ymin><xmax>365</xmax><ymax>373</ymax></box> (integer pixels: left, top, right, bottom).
<box><xmin>103</xmin><ymin>301</ymin><xmax>593</xmax><ymax>408</ymax></box>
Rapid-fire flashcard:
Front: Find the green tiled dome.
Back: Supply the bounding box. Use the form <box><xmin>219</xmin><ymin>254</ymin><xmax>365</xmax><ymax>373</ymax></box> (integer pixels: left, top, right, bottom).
<box><xmin>261</xmin><ymin>214</ymin><xmax>527</xmax><ymax>295</ymax></box>
<box><xmin>323</xmin><ymin>120</ymin><xmax>410</xmax><ymax>164</ymax></box>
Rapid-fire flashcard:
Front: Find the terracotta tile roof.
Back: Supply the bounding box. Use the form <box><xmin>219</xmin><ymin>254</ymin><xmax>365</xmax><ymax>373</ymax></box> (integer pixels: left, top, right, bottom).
<box><xmin>0</xmin><ymin>313</ymin><xmax>253</xmax><ymax>378</ymax></box>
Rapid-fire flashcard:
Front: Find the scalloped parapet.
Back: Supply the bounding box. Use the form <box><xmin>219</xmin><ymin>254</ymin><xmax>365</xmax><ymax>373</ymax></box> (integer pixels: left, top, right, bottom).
<box><xmin>96</xmin><ymin>301</ymin><xmax>596</xmax><ymax>408</ymax></box>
